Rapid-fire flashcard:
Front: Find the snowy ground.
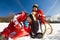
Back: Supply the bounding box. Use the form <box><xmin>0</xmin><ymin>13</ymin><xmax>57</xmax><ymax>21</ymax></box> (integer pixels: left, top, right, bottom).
<box><xmin>0</xmin><ymin>23</ymin><xmax>60</xmax><ymax>40</ymax></box>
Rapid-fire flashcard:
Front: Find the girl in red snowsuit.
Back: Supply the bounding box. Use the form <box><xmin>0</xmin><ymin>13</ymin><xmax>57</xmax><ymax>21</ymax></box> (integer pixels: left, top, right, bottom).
<box><xmin>1</xmin><ymin>11</ymin><xmax>30</xmax><ymax>39</ymax></box>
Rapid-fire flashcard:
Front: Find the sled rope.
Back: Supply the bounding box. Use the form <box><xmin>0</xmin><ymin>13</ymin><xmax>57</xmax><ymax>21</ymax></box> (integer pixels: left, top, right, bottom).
<box><xmin>42</xmin><ymin>23</ymin><xmax>46</xmax><ymax>35</ymax></box>
<box><xmin>45</xmin><ymin>21</ymin><xmax>53</xmax><ymax>34</ymax></box>
<box><xmin>42</xmin><ymin>21</ymin><xmax>53</xmax><ymax>35</ymax></box>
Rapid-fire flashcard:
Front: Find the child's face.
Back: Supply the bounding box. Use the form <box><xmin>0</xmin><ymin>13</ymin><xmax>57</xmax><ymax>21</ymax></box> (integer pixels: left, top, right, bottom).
<box><xmin>27</xmin><ymin>17</ymin><xmax>32</xmax><ymax>23</ymax></box>
<box><xmin>32</xmin><ymin>7</ymin><xmax>38</xmax><ymax>11</ymax></box>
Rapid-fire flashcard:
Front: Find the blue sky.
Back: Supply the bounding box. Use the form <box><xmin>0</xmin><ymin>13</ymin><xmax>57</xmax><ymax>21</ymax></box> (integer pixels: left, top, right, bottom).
<box><xmin>0</xmin><ymin>0</ymin><xmax>60</xmax><ymax>16</ymax></box>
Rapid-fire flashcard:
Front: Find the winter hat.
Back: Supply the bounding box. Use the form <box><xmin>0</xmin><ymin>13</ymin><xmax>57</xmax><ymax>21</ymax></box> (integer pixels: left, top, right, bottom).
<box><xmin>33</xmin><ymin>4</ymin><xmax>38</xmax><ymax>8</ymax></box>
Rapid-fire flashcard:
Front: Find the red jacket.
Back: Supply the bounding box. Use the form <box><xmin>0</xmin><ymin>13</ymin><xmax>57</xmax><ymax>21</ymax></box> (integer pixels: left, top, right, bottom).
<box><xmin>32</xmin><ymin>9</ymin><xmax>45</xmax><ymax>24</ymax></box>
<box><xmin>1</xmin><ymin>11</ymin><xmax>30</xmax><ymax>39</ymax></box>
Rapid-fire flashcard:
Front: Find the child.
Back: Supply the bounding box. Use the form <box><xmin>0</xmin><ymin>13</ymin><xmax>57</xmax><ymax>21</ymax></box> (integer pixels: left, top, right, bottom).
<box><xmin>0</xmin><ymin>11</ymin><xmax>30</xmax><ymax>40</ymax></box>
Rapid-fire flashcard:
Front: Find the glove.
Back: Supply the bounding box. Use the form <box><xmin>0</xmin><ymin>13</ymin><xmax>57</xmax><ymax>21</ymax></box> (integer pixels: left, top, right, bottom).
<box><xmin>0</xmin><ymin>34</ymin><xmax>8</xmax><ymax>40</ymax></box>
<box><xmin>0</xmin><ymin>34</ymin><xmax>5</xmax><ymax>40</ymax></box>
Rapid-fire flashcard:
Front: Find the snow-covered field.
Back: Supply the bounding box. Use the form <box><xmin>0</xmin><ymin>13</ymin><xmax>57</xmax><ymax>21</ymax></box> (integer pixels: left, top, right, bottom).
<box><xmin>0</xmin><ymin>23</ymin><xmax>60</xmax><ymax>40</ymax></box>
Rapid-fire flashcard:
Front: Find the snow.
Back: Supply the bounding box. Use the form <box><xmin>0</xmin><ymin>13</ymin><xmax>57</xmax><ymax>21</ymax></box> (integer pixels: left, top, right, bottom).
<box><xmin>0</xmin><ymin>23</ymin><xmax>60</xmax><ymax>40</ymax></box>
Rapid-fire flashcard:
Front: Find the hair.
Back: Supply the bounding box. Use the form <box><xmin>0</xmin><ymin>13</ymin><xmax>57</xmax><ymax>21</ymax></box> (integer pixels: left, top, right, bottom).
<box><xmin>32</xmin><ymin>4</ymin><xmax>38</xmax><ymax>9</ymax></box>
<box><xmin>28</xmin><ymin>14</ymin><xmax>34</xmax><ymax>21</ymax></box>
